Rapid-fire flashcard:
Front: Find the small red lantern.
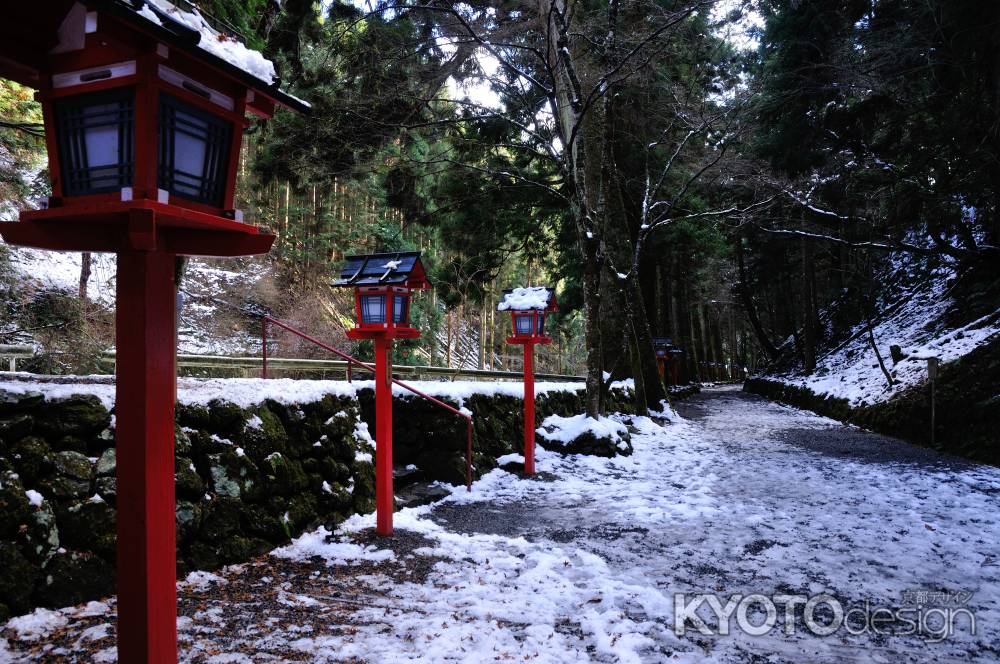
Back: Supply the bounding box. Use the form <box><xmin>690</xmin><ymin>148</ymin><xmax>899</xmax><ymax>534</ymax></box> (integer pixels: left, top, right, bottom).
<box><xmin>653</xmin><ymin>337</ymin><xmax>683</xmax><ymax>385</ymax></box>
<box><xmin>500</xmin><ymin>286</ymin><xmax>557</xmax><ymax>345</ymax></box>
<box><xmin>332</xmin><ymin>252</ymin><xmax>431</xmax><ymax>536</ymax></box>
<box><xmin>499</xmin><ymin>287</ymin><xmax>557</xmax><ymax>475</ymax></box>
<box><xmin>333</xmin><ymin>252</ymin><xmax>431</xmax><ymax>340</ymax></box>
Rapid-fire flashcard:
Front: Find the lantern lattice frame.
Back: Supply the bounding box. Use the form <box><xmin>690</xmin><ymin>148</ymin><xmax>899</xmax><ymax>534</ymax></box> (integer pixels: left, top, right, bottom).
<box><xmin>349</xmin><ymin>284</ymin><xmax>420</xmax><ymax>340</ymax></box>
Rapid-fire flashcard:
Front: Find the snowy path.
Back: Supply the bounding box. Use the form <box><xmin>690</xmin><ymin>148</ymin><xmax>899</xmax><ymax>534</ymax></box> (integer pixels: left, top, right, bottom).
<box><xmin>5</xmin><ymin>385</ymin><xmax>1000</xmax><ymax>662</ymax></box>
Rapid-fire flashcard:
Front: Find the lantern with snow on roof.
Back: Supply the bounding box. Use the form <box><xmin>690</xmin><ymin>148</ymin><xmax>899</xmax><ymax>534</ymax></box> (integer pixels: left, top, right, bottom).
<box><xmin>332</xmin><ymin>251</ymin><xmax>431</xmax><ymax>340</ymax></box>
<box><xmin>498</xmin><ymin>286</ymin><xmax>558</xmax><ymax>345</ymax></box>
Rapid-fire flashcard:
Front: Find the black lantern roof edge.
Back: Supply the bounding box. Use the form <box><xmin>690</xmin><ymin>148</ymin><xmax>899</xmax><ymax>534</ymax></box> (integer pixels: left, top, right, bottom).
<box><xmin>332</xmin><ymin>251</ymin><xmax>431</xmax><ymax>288</ymax></box>
<box><xmin>98</xmin><ymin>0</ymin><xmax>311</xmax><ymax>114</ymax></box>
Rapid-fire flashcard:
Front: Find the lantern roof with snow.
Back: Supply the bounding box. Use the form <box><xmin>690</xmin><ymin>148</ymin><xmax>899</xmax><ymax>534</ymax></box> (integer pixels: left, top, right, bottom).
<box><xmin>0</xmin><ymin>0</ymin><xmax>309</xmax><ymax>116</ymax></box>
<box><xmin>332</xmin><ymin>251</ymin><xmax>431</xmax><ymax>290</ymax></box>
<box><xmin>497</xmin><ymin>287</ymin><xmax>557</xmax><ymax>312</ymax></box>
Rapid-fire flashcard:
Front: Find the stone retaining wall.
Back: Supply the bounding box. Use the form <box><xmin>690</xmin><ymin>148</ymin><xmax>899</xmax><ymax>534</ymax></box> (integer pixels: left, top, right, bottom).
<box><xmin>0</xmin><ymin>380</ymin><xmax>634</xmax><ymax>620</ymax></box>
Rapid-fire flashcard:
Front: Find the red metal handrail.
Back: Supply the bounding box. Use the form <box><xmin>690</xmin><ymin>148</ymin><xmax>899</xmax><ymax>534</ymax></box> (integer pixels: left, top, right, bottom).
<box><xmin>262</xmin><ymin>315</ymin><xmax>474</xmax><ymax>491</ymax></box>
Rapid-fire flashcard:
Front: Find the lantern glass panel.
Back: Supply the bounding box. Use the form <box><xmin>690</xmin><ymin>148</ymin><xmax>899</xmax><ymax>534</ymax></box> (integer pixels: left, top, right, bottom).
<box><xmin>360</xmin><ymin>294</ymin><xmax>386</xmax><ymax>324</ymax></box>
<box><xmin>536</xmin><ymin>314</ymin><xmax>545</xmax><ymax>337</ymax></box>
<box><xmin>158</xmin><ymin>94</ymin><xmax>231</xmax><ymax>206</ymax></box>
<box><xmin>393</xmin><ymin>294</ymin><xmax>409</xmax><ymax>324</ymax></box>
<box><xmin>515</xmin><ymin>314</ymin><xmax>534</xmax><ymax>336</ymax></box>
<box><xmin>55</xmin><ymin>90</ymin><xmax>134</xmax><ymax>196</ymax></box>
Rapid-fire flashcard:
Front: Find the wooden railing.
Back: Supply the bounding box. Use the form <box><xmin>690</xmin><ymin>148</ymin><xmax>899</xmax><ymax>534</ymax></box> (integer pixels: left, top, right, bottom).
<box><xmin>0</xmin><ymin>345</ymin><xmax>32</xmax><ymax>372</ymax></box>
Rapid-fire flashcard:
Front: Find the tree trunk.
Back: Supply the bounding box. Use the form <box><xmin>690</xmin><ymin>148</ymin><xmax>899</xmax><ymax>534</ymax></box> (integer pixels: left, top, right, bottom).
<box><xmin>623</xmin><ymin>272</ymin><xmax>668</xmax><ymax>411</ymax></box>
<box><xmin>478</xmin><ymin>305</ymin><xmax>486</xmax><ymax>370</ymax></box>
<box><xmin>580</xmin><ymin>227</ymin><xmax>604</xmax><ymax>417</ymax></box>
<box><xmin>667</xmin><ymin>256</ymin><xmax>679</xmax><ymax>340</ymax></box>
<box><xmin>698</xmin><ymin>304</ymin><xmax>712</xmax><ymax>380</ymax></box>
<box><xmin>801</xmin><ymin>236</ymin><xmax>817</xmax><ymax>374</ymax></box>
<box><xmin>735</xmin><ymin>236</ymin><xmax>779</xmax><ymax>361</ymax></box>
<box><xmin>687</xmin><ymin>282</ymin><xmax>701</xmax><ymax>382</ymax></box>
<box><xmin>446</xmin><ymin>311</ymin><xmax>453</xmax><ymax>368</ymax></box>
<box><xmin>78</xmin><ymin>252</ymin><xmax>92</xmax><ymax>301</ymax></box>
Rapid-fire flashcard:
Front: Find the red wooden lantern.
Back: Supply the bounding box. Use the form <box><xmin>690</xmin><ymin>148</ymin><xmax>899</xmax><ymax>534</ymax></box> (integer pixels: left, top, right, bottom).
<box><xmin>0</xmin><ymin>0</ymin><xmax>308</xmax><ymax>255</ymax></box>
<box><xmin>0</xmin><ymin>3</ymin><xmax>306</xmax><ymax>662</ymax></box>
<box><xmin>332</xmin><ymin>252</ymin><xmax>431</xmax><ymax>535</ymax></box>
<box><xmin>499</xmin><ymin>287</ymin><xmax>557</xmax><ymax>475</ymax></box>
<box><xmin>500</xmin><ymin>286</ymin><xmax>557</xmax><ymax>345</ymax></box>
<box><xmin>334</xmin><ymin>252</ymin><xmax>431</xmax><ymax>340</ymax></box>
<box><xmin>653</xmin><ymin>336</ymin><xmax>671</xmax><ymax>380</ymax></box>
<box><xmin>653</xmin><ymin>336</ymin><xmax>683</xmax><ymax>385</ymax></box>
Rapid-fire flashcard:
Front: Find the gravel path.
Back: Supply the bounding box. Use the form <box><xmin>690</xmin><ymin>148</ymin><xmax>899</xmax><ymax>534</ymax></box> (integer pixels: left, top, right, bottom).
<box><xmin>425</xmin><ymin>386</ymin><xmax>1000</xmax><ymax>662</ymax></box>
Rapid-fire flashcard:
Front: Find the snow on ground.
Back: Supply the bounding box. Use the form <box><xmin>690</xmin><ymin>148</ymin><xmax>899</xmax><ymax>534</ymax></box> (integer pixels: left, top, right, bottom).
<box><xmin>536</xmin><ymin>412</ymin><xmax>630</xmax><ymax>449</ymax></box>
<box><xmin>762</xmin><ymin>270</ymin><xmax>1000</xmax><ymax>406</ymax></box>
<box><xmin>5</xmin><ymin>386</ymin><xmax>1000</xmax><ymax>662</ymax></box>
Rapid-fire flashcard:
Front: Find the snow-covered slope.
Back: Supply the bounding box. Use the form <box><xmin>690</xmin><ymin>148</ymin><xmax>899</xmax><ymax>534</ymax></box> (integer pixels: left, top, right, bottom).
<box><xmin>761</xmin><ymin>259</ymin><xmax>1000</xmax><ymax>407</ymax></box>
<box><xmin>2</xmin><ymin>246</ymin><xmax>271</xmax><ymax>355</ymax></box>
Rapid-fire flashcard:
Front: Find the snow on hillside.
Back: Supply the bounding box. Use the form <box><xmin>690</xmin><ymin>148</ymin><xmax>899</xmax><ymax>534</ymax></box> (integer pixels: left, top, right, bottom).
<box><xmin>6</xmin><ymin>248</ymin><xmax>117</xmax><ymax>308</ymax></box>
<box><xmin>178</xmin><ymin>258</ymin><xmax>269</xmax><ymax>355</ymax></box>
<box><xmin>762</xmin><ymin>266</ymin><xmax>1000</xmax><ymax>407</ymax></box>
<box><xmin>2</xmin><ymin>246</ymin><xmax>269</xmax><ymax>355</ymax></box>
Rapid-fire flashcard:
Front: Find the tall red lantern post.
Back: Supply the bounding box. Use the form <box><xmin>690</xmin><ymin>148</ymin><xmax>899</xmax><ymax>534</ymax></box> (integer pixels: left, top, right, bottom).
<box><xmin>653</xmin><ymin>337</ymin><xmax>672</xmax><ymax>382</ymax></box>
<box><xmin>499</xmin><ymin>287</ymin><xmax>558</xmax><ymax>476</ymax></box>
<box><xmin>332</xmin><ymin>252</ymin><xmax>431</xmax><ymax>536</ymax></box>
<box><xmin>652</xmin><ymin>337</ymin><xmax>683</xmax><ymax>386</ymax></box>
<box><xmin>0</xmin><ymin>2</ymin><xmax>307</xmax><ymax>661</ymax></box>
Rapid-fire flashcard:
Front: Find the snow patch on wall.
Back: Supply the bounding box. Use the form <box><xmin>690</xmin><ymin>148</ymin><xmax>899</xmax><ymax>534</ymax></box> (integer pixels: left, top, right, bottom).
<box><xmin>0</xmin><ymin>376</ymin><xmax>589</xmax><ymax>412</ymax></box>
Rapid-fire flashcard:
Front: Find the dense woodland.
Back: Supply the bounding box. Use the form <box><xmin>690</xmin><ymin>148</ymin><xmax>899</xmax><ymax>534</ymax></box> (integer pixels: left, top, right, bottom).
<box><xmin>2</xmin><ymin>0</ymin><xmax>999</xmax><ymax>415</ymax></box>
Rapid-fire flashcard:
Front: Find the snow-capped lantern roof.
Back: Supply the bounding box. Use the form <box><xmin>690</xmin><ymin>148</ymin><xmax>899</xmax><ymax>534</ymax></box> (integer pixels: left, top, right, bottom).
<box><xmin>332</xmin><ymin>252</ymin><xmax>432</xmax><ymax>290</ymax></box>
<box><xmin>497</xmin><ymin>287</ymin><xmax>558</xmax><ymax>312</ymax></box>
<box><xmin>0</xmin><ymin>0</ymin><xmax>309</xmax><ymax>116</ymax></box>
